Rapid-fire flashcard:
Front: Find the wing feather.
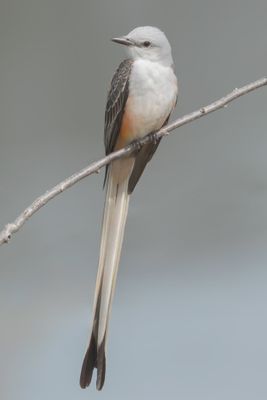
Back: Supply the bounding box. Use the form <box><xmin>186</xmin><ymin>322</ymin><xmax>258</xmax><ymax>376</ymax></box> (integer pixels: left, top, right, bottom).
<box><xmin>104</xmin><ymin>59</ymin><xmax>133</xmax><ymax>156</ymax></box>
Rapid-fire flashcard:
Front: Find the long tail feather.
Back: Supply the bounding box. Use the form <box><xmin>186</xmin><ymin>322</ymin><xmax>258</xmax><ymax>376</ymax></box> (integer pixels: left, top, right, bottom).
<box><xmin>80</xmin><ymin>159</ymin><xmax>132</xmax><ymax>390</ymax></box>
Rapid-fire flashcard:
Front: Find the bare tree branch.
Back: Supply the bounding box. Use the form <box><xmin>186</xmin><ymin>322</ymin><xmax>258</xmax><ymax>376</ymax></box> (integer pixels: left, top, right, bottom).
<box><xmin>0</xmin><ymin>77</ymin><xmax>266</xmax><ymax>245</ymax></box>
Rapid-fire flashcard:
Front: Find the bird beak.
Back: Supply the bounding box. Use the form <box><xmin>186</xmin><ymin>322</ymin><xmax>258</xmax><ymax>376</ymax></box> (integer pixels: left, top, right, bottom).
<box><xmin>111</xmin><ymin>36</ymin><xmax>134</xmax><ymax>46</ymax></box>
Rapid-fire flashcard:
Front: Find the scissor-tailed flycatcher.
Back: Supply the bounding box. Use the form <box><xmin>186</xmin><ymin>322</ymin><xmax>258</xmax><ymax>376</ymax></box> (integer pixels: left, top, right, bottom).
<box><xmin>80</xmin><ymin>26</ymin><xmax>178</xmax><ymax>390</ymax></box>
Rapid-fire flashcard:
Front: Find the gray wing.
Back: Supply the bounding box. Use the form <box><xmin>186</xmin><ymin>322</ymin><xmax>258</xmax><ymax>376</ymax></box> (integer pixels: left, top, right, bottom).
<box><xmin>104</xmin><ymin>59</ymin><xmax>133</xmax><ymax>156</ymax></box>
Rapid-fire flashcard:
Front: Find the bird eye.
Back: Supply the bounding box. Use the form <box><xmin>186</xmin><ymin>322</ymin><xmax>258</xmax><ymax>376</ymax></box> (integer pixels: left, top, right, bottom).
<box><xmin>143</xmin><ymin>41</ymin><xmax>151</xmax><ymax>47</ymax></box>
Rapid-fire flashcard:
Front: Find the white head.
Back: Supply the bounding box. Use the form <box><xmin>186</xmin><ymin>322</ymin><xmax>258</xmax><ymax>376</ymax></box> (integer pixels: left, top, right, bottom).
<box><xmin>112</xmin><ymin>26</ymin><xmax>174</xmax><ymax>67</ymax></box>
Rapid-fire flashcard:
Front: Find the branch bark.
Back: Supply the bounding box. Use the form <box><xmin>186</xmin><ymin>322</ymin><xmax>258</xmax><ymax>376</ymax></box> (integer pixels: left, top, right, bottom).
<box><xmin>0</xmin><ymin>77</ymin><xmax>266</xmax><ymax>245</ymax></box>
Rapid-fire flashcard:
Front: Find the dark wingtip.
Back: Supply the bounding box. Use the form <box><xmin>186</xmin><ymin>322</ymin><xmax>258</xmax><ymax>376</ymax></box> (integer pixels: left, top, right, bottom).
<box><xmin>80</xmin><ymin>334</ymin><xmax>97</xmax><ymax>389</ymax></box>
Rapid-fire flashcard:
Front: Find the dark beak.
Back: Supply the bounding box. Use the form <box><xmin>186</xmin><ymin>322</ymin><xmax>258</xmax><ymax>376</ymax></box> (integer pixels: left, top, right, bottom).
<box><xmin>111</xmin><ymin>36</ymin><xmax>134</xmax><ymax>46</ymax></box>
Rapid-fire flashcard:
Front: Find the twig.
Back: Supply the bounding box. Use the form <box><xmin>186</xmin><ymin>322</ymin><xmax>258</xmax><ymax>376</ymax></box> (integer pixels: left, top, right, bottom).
<box><xmin>0</xmin><ymin>77</ymin><xmax>266</xmax><ymax>245</ymax></box>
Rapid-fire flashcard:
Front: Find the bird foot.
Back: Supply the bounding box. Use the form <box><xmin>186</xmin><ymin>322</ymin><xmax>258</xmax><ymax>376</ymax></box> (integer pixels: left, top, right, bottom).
<box><xmin>130</xmin><ymin>139</ymin><xmax>143</xmax><ymax>153</ymax></box>
<box><xmin>148</xmin><ymin>132</ymin><xmax>158</xmax><ymax>145</ymax></box>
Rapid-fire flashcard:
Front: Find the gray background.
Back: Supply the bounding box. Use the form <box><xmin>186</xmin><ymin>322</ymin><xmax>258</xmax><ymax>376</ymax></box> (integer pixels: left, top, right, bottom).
<box><xmin>1</xmin><ymin>1</ymin><xmax>267</xmax><ymax>399</ymax></box>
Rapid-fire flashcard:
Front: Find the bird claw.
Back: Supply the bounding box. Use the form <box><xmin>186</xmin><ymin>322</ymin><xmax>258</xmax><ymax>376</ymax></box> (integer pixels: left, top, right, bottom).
<box><xmin>148</xmin><ymin>132</ymin><xmax>158</xmax><ymax>145</ymax></box>
<box><xmin>131</xmin><ymin>139</ymin><xmax>143</xmax><ymax>153</ymax></box>
<box><xmin>129</xmin><ymin>133</ymin><xmax>158</xmax><ymax>155</ymax></box>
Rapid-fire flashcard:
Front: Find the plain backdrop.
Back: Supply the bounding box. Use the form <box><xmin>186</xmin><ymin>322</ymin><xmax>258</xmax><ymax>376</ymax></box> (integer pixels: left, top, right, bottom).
<box><xmin>1</xmin><ymin>1</ymin><xmax>267</xmax><ymax>399</ymax></box>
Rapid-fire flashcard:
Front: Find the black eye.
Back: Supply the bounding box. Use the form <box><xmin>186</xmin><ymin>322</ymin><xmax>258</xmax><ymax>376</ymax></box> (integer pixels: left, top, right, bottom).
<box><xmin>143</xmin><ymin>41</ymin><xmax>151</xmax><ymax>47</ymax></box>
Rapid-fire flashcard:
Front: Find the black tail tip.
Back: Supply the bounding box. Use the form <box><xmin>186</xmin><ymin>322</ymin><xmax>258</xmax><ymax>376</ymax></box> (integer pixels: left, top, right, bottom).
<box><xmin>96</xmin><ymin>339</ymin><xmax>106</xmax><ymax>390</ymax></box>
<box><xmin>80</xmin><ymin>336</ymin><xmax>106</xmax><ymax>391</ymax></box>
<box><xmin>80</xmin><ymin>335</ymin><xmax>97</xmax><ymax>389</ymax></box>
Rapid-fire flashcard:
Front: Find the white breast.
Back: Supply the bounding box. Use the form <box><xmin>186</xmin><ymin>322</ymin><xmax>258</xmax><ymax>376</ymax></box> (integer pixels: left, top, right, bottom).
<box><xmin>127</xmin><ymin>59</ymin><xmax>178</xmax><ymax>140</ymax></box>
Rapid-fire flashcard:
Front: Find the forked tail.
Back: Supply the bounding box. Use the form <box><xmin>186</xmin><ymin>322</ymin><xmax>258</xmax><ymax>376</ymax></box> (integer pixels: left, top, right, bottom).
<box><xmin>80</xmin><ymin>160</ymin><xmax>132</xmax><ymax>390</ymax></box>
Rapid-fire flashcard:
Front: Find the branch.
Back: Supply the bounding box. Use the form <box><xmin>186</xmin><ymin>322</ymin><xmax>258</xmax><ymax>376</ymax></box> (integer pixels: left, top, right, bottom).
<box><xmin>0</xmin><ymin>77</ymin><xmax>266</xmax><ymax>245</ymax></box>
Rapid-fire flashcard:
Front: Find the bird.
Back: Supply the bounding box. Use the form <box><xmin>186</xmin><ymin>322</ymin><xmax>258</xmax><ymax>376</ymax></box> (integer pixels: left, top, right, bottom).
<box><xmin>80</xmin><ymin>26</ymin><xmax>178</xmax><ymax>390</ymax></box>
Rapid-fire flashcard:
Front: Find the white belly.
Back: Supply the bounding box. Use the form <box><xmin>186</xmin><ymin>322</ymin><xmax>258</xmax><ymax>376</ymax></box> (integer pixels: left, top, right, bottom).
<box><xmin>127</xmin><ymin>59</ymin><xmax>178</xmax><ymax>140</ymax></box>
